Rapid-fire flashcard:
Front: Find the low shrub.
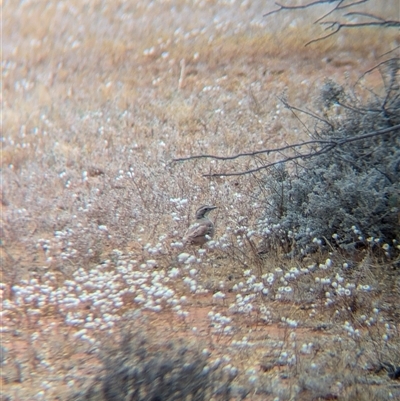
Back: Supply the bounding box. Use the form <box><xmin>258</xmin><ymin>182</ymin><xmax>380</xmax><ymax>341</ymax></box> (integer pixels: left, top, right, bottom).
<box><xmin>257</xmin><ymin>68</ymin><xmax>400</xmax><ymax>256</ymax></box>
<box><xmin>72</xmin><ymin>330</ymin><xmax>239</xmax><ymax>401</ymax></box>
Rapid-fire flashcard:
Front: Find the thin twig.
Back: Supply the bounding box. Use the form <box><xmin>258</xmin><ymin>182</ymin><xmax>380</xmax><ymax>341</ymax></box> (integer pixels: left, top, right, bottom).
<box><xmin>202</xmin><ymin>144</ymin><xmax>335</xmax><ymax>177</ymax></box>
<box><xmin>280</xmin><ymin>98</ymin><xmax>334</xmax><ymax>129</ymax></box>
<box><xmin>306</xmin><ymin>20</ymin><xmax>400</xmax><ymax>46</ymax></box>
<box><xmin>314</xmin><ymin>0</ymin><xmax>345</xmax><ymax>24</ymax></box>
<box><xmin>264</xmin><ymin>0</ymin><xmax>369</xmax><ymax>19</ymax></box>
<box><xmin>379</xmin><ymin>46</ymin><xmax>400</xmax><ymax>59</ymax></box>
<box><xmin>264</xmin><ymin>0</ymin><xmax>398</xmax><ymax>47</ymax></box>
<box><xmin>172</xmin><ymin>139</ymin><xmax>334</xmax><ymax>163</ymax></box>
<box><xmin>171</xmin><ymin>125</ymin><xmax>400</xmax><ymax>177</ymax></box>
<box><xmin>344</xmin><ymin>12</ymin><xmax>387</xmax><ymax>22</ymax></box>
<box><xmin>263</xmin><ymin>0</ymin><xmax>326</xmax><ymax>18</ymax></box>
<box><xmin>356</xmin><ymin>58</ymin><xmax>400</xmax><ymax>86</ymax></box>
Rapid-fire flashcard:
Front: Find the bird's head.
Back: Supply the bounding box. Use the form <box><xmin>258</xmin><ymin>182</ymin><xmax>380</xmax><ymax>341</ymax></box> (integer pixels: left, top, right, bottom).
<box><xmin>195</xmin><ymin>205</ymin><xmax>217</xmax><ymax>219</ymax></box>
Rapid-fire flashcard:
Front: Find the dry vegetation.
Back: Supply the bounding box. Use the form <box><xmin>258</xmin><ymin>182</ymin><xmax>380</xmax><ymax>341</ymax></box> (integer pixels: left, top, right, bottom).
<box><xmin>2</xmin><ymin>0</ymin><xmax>400</xmax><ymax>400</ymax></box>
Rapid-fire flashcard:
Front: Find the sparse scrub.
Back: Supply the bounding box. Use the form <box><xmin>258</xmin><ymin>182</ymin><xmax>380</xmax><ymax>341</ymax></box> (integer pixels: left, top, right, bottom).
<box><xmin>2</xmin><ymin>0</ymin><xmax>400</xmax><ymax>400</ymax></box>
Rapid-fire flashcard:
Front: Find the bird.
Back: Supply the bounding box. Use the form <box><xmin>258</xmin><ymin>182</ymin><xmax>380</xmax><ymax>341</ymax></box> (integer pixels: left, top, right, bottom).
<box><xmin>183</xmin><ymin>205</ymin><xmax>217</xmax><ymax>246</ymax></box>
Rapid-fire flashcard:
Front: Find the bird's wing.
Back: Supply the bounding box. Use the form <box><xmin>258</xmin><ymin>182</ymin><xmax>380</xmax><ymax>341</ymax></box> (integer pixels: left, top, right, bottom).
<box><xmin>183</xmin><ymin>222</ymin><xmax>211</xmax><ymax>243</ymax></box>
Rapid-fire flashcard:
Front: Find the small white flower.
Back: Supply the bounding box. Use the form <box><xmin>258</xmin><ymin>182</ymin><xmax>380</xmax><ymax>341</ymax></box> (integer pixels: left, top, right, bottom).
<box><xmin>185</xmin><ymin>255</ymin><xmax>198</xmax><ymax>264</ymax></box>
<box><xmin>177</xmin><ymin>253</ymin><xmax>190</xmax><ymax>263</ymax></box>
<box><xmin>213</xmin><ymin>291</ymin><xmax>226</xmax><ymax>300</ymax></box>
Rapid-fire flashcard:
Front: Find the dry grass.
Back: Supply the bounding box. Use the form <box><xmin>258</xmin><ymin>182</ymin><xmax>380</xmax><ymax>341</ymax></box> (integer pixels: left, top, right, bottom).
<box><xmin>2</xmin><ymin>0</ymin><xmax>400</xmax><ymax>400</ymax></box>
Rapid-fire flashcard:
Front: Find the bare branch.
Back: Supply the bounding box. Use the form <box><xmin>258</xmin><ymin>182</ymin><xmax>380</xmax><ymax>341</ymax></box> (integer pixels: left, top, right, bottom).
<box><xmin>356</xmin><ymin>58</ymin><xmax>400</xmax><ymax>86</ymax></box>
<box><xmin>314</xmin><ymin>0</ymin><xmax>345</xmax><ymax>24</ymax></box>
<box><xmin>344</xmin><ymin>12</ymin><xmax>386</xmax><ymax>22</ymax></box>
<box><xmin>203</xmin><ymin>144</ymin><xmax>337</xmax><ymax>177</ymax></box>
<box><xmin>336</xmin><ymin>0</ymin><xmax>369</xmax><ymax>9</ymax></box>
<box><xmin>279</xmin><ymin>97</ymin><xmax>334</xmax><ymax>129</ymax></box>
<box><xmin>305</xmin><ymin>23</ymin><xmax>341</xmax><ymax>45</ymax></box>
<box><xmin>171</xmin><ymin>124</ymin><xmax>400</xmax><ymax>177</ymax></box>
<box><xmin>306</xmin><ymin>19</ymin><xmax>400</xmax><ymax>46</ymax></box>
<box><xmin>264</xmin><ymin>0</ymin><xmax>399</xmax><ymax>46</ymax></box>
<box><xmin>313</xmin><ymin>0</ymin><xmax>370</xmax><ymax>24</ymax></box>
<box><xmin>263</xmin><ymin>0</ymin><xmax>332</xmax><ymax>18</ymax></box>
<box><xmin>263</xmin><ymin>0</ymin><xmax>369</xmax><ymax>18</ymax></box>
<box><xmin>335</xmin><ymin>124</ymin><xmax>400</xmax><ymax>144</ymax></box>
<box><xmin>284</xmin><ymin>100</ymin><xmax>315</xmax><ymax>137</ymax></box>
<box><xmin>172</xmin><ymin>138</ymin><xmax>334</xmax><ymax>163</ymax></box>
<box><xmin>321</xmin><ymin>20</ymin><xmax>400</xmax><ymax>28</ymax></box>
<box><xmin>264</xmin><ymin>0</ymin><xmax>369</xmax><ymax>19</ymax></box>
<box><xmin>379</xmin><ymin>46</ymin><xmax>400</xmax><ymax>59</ymax></box>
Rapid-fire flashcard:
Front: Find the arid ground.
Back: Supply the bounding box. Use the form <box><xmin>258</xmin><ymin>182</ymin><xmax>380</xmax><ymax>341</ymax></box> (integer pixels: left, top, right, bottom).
<box><xmin>2</xmin><ymin>1</ymin><xmax>400</xmax><ymax>400</ymax></box>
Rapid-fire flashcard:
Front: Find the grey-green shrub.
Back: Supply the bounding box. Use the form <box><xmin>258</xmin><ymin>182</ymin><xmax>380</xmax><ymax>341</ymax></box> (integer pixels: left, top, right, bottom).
<box><xmin>258</xmin><ymin>70</ymin><xmax>400</xmax><ymax>255</ymax></box>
